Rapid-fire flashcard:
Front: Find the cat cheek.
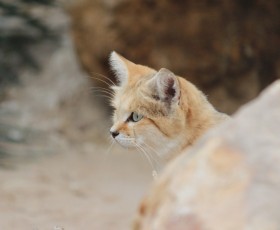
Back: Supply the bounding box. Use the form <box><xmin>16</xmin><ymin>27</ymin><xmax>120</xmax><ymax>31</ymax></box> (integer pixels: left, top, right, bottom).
<box><xmin>116</xmin><ymin>126</ymin><xmax>134</xmax><ymax>139</ymax></box>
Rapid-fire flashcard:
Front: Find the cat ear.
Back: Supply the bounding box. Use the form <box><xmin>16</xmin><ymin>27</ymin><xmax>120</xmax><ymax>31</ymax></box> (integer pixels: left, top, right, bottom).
<box><xmin>149</xmin><ymin>68</ymin><xmax>180</xmax><ymax>104</ymax></box>
<box><xmin>109</xmin><ymin>51</ymin><xmax>135</xmax><ymax>85</ymax></box>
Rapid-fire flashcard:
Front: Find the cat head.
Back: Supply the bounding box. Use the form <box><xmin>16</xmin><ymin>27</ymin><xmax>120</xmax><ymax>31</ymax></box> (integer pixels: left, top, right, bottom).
<box><xmin>109</xmin><ymin>51</ymin><xmax>187</xmax><ymax>159</ymax></box>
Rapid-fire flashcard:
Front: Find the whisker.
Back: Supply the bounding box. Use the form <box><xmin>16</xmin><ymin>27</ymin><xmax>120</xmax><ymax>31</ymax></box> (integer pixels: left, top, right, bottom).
<box><xmin>141</xmin><ymin>146</ymin><xmax>160</xmax><ymax>167</ymax></box>
<box><xmin>90</xmin><ymin>76</ymin><xmax>112</xmax><ymax>87</ymax></box>
<box><xmin>91</xmin><ymin>91</ymin><xmax>114</xmax><ymax>99</ymax></box>
<box><xmin>90</xmin><ymin>91</ymin><xmax>113</xmax><ymax>99</ymax></box>
<box><xmin>90</xmin><ymin>86</ymin><xmax>115</xmax><ymax>96</ymax></box>
<box><xmin>90</xmin><ymin>88</ymin><xmax>114</xmax><ymax>99</ymax></box>
<box><xmin>103</xmin><ymin>139</ymin><xmax>115</xmax><ymax>162</ymax></box>
<box><xmin>131</xmin><ymin>127</ymin><xmax>159</xmax><ymax>178</ymax></box>
<box><xmin>134</xmin><ymin>142</ymin><xmax>158</xmax><ymax>179</ymax></box>
<box><xmin>98</xmin><ymin>138</ymin><xmax>116</xmax><ymax>172</ymax></box>
<box><xmin>96</xmin><ymin>73</ymin><xmax>116</xmax><ymax>86</ymax></box>
<box><xmin>140</xmin><ymin>142</ymin><xmax>163</xmax><ymax>172</ymax></box>
<box><xmin>90</xmin><ymin>90</ymin><xmax>113</xmax><ymax>98</ymax></box>
<box><xmin>141</xmin><ymin>142</ymin><xmax>162</xmax><ymax>162</ymax></box>
<box><xmin>90</xmin><ymin>72</ymin><xmax>116</xmax><ymax>86</ymax></box>
<box><xmin>134</xmin><ymin>144</ymin><xmax>154</xmax><ymax>170</ymax></box>
<box><xmin>94</xmin><ymin>94</ymin><xmax>113</xmax><ymax>100</ymax></box>
<box><xmin>103</xmin><ymin>139</ymin><xmax>115</xmax><ymax>161</ymax></box>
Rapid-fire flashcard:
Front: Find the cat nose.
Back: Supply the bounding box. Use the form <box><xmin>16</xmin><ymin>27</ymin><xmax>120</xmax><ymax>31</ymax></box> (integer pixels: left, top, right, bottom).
<box><xmin>110</xmin><ymin>130</ymin><xmax>119</xmax><ymax>138</ymax></box>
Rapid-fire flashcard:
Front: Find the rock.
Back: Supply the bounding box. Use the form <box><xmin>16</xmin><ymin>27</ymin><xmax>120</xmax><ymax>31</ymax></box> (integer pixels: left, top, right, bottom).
<box><xmin>67</xmin><ymin>0</ymin><xmax>280</xmax><ymax>113</ymax></box>
<box><xmin>134</xmin><ymin>80</ymin><xmax>280</xmax><ymax>230</ymax></box>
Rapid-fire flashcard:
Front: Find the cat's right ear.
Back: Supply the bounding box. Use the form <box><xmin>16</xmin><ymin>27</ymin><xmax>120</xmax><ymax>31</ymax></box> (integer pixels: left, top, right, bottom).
<box><xmin>109</xmin><ymin>51</ymin><xmax>134</xmax><ymax>86</ymax></box>
<box><xmin>148</xmin><ymin>68</ymin><xmax>180</xmax><ymax>105</ymax></box>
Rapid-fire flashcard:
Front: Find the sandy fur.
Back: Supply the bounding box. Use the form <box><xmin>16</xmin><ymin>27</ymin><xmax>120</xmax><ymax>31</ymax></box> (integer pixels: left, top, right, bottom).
<box><xmin>109</xmin><ymin>52</ymin><xmax>229</xmax><ymax>164</ymax></box>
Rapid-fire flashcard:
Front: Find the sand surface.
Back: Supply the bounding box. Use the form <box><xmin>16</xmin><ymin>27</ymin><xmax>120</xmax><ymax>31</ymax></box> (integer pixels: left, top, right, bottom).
<box><xmin>0</xmin><ymin>141</ymin><xmax>152</xmax><ymax>230</ymax></box>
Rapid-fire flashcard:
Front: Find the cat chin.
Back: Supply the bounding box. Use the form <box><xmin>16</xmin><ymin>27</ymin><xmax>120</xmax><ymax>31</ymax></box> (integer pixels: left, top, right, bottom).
<box><xmin>115</xmin><ymin>137</ymin><xmax>136</xmax><ymax>148</ymax></box>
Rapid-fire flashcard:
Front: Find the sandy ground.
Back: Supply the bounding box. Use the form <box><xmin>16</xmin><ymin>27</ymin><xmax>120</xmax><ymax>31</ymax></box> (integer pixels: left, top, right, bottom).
<box><xmin>0</xmin><ymin>27</ymin><xmax>153</xmax><ymax>229</ymax></box>
<box><xmin>0</xmin><ymin>140</ymin><xmax>152</xmax><ymax>230</ymax></box>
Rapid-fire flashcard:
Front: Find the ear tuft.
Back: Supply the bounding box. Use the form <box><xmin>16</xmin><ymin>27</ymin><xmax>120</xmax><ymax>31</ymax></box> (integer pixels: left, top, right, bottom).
<box><xmin>109</xmin><ymin>51</ymin><xmax>128</xmax><ymax>85</ymax></box>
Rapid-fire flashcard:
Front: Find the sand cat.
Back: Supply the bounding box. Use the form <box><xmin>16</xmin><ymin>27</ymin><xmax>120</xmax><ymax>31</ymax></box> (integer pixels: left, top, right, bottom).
<box><xmin>109</xmin><ymin>51</ymin><xmax>228</xmax><ymax>168</ymax></box>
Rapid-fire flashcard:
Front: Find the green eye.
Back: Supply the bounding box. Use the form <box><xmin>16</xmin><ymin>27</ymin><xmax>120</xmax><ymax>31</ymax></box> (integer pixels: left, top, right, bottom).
<box><xmin>130</xmin><ymin>112</ymin><xmax>143</xmax><ymax>122</ymax></box>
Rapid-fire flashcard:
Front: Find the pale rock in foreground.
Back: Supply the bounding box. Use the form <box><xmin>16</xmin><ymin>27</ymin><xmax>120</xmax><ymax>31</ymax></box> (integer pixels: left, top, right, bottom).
<box><xmin>135</xmin><ymin>80</ymin><xmax>280</xmax><ymax>230</ymax></box>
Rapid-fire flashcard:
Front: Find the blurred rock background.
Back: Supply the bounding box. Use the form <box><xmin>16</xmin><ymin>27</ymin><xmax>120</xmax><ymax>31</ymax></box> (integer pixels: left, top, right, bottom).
<box><xmin>0</xmin><ymin>0</ymin><xmax>279</xmax><ymax>229</ymax></box>
<box><xmin>68</xmin><ymin>0</ymin><xmax>280</xmax><ymax>113</ymax></box>
<box><xmin>0</xmin><ymin>1</ymin><xmax>151</xmax><ymax>229</ymax></box>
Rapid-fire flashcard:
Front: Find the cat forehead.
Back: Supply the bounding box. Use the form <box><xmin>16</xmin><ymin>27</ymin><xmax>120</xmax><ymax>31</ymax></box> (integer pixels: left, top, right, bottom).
<box><xmin>112</xmin><ymin>74</ymin><xmax>150</xmax><ymax>99</ymax></box>
<box><xmin>112</xmin><ymin>88</ymin><xmax>166</xmax><ymax>118</ymax></box>
<box><xmin>112</xmin><ymin>88</ymin><xmax>137</xmax><ymax>111</ymax></box>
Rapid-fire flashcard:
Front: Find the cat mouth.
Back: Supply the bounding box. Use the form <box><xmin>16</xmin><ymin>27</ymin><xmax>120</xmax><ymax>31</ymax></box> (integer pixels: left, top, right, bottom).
<box><xmin>115</xmin><ymin>136</ymin><xmax>136</xmax><ymax>148</ymax></box>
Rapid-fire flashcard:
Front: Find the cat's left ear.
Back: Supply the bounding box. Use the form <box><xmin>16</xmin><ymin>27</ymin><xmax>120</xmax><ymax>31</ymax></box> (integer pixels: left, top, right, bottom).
<box><xmin>109</xmin><ymin>51</ymin><xmax>135</xmax><ymax>86</ymax></box>
<box><xmin>148</xmin><ymin>68</ymin><xmax>180</xmax><ymax>104</ymax></box>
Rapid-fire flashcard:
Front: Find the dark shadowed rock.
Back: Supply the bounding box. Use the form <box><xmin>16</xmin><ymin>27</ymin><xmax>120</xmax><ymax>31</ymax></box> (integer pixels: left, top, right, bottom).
<box><xmin>135</xmin><ymin>80</ymin><xmax>280</xmax><ymax>230</ymax></box>
<box><xmin>68</xmin><ymin>0</ymin><xmax>280</xmax><ymax>113</ymax></box>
